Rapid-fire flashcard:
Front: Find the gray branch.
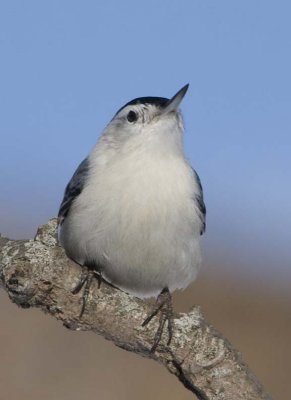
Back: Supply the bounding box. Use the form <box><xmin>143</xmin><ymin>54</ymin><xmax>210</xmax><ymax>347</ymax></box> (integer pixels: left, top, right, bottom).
<box><xmin>0</xmin><ymin>219</ymin><xmax>272</xmax><ymax>400</ymax></box>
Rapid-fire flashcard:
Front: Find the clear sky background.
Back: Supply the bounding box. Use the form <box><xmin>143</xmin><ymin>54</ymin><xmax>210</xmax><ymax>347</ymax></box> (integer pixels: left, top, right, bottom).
<box><xmin>1</xmin><ymin>1</ymin><xmax>290</xmax><ymax>290</ymax></box>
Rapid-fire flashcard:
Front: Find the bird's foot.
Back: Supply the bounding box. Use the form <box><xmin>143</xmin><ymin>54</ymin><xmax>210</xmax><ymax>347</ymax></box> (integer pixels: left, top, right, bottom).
<box><xmin>142</xmin><ymin>288</ymin><xmax>173</xmax><ymax>353</ymax></box>
<box><xmin>72</xmin><ymin>266</ymin><xmax>102</xmax><ymax>318</ymax></box>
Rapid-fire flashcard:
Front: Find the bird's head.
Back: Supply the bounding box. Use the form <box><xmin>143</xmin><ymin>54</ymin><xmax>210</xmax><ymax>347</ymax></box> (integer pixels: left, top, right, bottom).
<box><xmin>101</xmin><ymin>84</ymin><xmax>189</xmax><ymax>152</ymax></box>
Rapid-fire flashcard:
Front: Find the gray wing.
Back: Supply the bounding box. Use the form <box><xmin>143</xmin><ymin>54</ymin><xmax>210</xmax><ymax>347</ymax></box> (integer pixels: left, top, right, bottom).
<box><xmin>192</xmin><ymin>168</ymin><xmax>206</xmax><ymax>235</ymax></box>
<box><xmin>58</xmin><ymin>157</ymin><xmax>90</xmax><ymax>224</ymax></box>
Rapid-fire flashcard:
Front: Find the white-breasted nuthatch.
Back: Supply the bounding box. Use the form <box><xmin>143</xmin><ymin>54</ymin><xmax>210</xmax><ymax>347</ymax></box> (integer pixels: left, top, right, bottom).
<box><xmin>58</xmin><ymin>84</ymin><xmax>206</xmax><ymax>351</ymax></box>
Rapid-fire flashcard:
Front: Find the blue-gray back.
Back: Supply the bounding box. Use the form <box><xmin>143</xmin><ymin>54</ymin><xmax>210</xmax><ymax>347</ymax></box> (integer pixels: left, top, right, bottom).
<box><xmin>58</xmin><ymin>158</ymin><xmax>90</xmax><ymax>224</ymax></box>
<box><xmin>192</xmin><ymin>168</ymin><xmax>206</xmax><ymax>235</ymax></box>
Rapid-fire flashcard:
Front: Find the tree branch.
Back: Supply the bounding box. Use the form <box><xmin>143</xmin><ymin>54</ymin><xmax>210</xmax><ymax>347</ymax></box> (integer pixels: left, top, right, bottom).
<box><xmin>0</xmin><ymin>219</ymin><xmax>272</xmax><ymax>400</ymax></box>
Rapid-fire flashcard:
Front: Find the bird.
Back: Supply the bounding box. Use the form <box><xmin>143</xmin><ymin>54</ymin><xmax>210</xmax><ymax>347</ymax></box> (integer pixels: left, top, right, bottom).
<box><xmin>58</xmin><ymin>84</ymin><xmax>206</xmax><ymax>352</ymax></box>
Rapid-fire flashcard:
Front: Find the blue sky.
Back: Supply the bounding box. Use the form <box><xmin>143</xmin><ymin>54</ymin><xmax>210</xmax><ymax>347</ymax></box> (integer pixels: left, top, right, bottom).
<box><xmin>1</xmin><ymin>1</ymin><xmax>290</xmax><ymax>289</ymax></box>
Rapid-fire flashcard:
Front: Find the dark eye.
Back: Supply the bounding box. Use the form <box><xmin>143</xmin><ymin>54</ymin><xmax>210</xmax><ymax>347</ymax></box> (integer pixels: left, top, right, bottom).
<box><xmin>127</xmin><ymin>110</ymin><xmax>138</xmax><ymax>123</ymax></box>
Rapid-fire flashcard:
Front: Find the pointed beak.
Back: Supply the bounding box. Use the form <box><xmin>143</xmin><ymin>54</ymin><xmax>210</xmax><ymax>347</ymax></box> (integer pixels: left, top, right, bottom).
<box><xmin>162</xmin><ymin>84</ymin><xmax>189</xmax><ymax>114</ymax></box>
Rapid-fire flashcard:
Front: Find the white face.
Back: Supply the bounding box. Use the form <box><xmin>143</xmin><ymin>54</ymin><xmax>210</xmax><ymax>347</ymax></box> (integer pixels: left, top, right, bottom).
<box><xmin>115</xmin><ymin>103</ymin><xmax>162</xmax><ymax>125</ymax></box>
<box><xmin>101</xmin><ymin>85</ymin><xmax>189</xmax><ymax>148</ymax></box>
<box><xmin>104</xmin><ymin>103</ymin><xmax>184</xmax><ymax>146</ymax></box>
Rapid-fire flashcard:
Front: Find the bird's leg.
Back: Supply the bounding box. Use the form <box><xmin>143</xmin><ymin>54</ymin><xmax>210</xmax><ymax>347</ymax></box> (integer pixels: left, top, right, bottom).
<box><xmin>71</xmin><ymin>265</ymin><xmax>102</xmax><ymax>318</ymax></box>
<box><xmin>142</xmin><ymin>287</ymin><xmax>173</xmax><ymax>353</ymax></box>
<box><xmin>71</xmin><ymin>266</ymin><xmax>90</xmax><ymax>295</ymax></box>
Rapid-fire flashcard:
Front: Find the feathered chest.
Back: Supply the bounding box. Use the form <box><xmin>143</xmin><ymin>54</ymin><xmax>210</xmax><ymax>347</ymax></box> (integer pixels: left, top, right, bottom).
<box><xmin>76</xmin><ymin>150</ymin><xmax>198</xmax><ymax>231</ymax></box>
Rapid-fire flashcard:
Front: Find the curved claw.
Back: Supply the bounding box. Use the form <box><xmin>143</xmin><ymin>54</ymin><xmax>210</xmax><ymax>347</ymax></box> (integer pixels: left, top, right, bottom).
<box><xmin>71</xmin><ymin>266</ymin><xmax>101</xmax><ymax>318</ymax></box>
<box><xmin>142</xmin><ymin>287</ymin><xmax>173</xmax><ymax>353</ymax></box>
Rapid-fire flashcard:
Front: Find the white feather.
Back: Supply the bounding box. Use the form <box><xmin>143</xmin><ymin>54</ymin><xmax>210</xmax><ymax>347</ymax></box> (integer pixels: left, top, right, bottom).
<box><xmin>60</xmin><ymin>109</ymin><xmax>203</xmax><ymax>298</ymax></box>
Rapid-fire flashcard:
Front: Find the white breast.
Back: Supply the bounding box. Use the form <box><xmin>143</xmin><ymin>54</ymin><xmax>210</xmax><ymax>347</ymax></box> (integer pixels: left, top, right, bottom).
<box><xmin>60</xmin><ymin>137</ymin><xmax>202</xmax><ymax>298</ymax></box>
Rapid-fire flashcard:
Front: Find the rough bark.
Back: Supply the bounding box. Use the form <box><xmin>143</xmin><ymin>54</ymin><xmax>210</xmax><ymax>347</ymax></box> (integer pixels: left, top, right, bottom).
<box><xmin>0</xmin><ymin>218</ymin><xmax>272</xmax><ymax>400</ymax></box>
